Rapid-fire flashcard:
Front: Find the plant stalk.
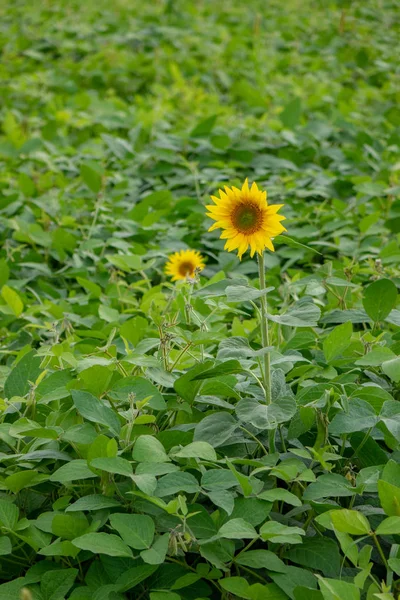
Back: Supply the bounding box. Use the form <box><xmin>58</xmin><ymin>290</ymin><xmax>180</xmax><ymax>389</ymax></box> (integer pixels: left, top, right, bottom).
<box><xmin>257</xmin><ymin>252</ymin><xmax>271</xmax><ymax>405</ymax></box>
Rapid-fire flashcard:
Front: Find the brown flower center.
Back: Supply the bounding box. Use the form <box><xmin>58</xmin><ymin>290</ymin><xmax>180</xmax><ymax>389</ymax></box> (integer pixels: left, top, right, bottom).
<box><xmin>231</xmin><ymin>202</ymin><xmax>263</xmax><ymax>234</ymax></box>
<box><xmin>178</xmin><ymin>261</ymin><xmax>195</xmax><ymax>277</ymax></box>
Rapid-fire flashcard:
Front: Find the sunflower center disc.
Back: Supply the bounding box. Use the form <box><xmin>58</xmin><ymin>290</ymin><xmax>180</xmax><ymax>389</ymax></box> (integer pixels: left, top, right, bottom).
<box><xmin>232</xmin><ymin>203</ymin><xmax>262</xmax><ymax>233</ymax></box>
<box><xmin>178</xmin><ymin>261</ymin><xmax>195</xmax><ymax>277</ymax></box>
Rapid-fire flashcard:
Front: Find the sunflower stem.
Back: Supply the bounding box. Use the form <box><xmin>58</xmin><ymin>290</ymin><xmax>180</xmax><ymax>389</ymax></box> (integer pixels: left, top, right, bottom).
<box><xmin>257</xmin><ymin>252</ymin><xmax>271</xmax><ymax>405</ymax></box>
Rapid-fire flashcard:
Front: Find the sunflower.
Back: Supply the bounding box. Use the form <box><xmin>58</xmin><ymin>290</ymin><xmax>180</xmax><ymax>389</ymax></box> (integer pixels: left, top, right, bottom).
<box><xmin>206</xmin><ymin>179</ymin><xmax>286</xmax><ymax>259</ymax></box>
<box><xmin>165</xmin><ymin>249</ymin><xmax>205</xmax><ymax>282</ymax></box>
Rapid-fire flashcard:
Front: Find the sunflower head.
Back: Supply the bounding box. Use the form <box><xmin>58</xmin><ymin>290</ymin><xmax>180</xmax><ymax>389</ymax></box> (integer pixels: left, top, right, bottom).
<box><xmin>165</xmin><ymin>249</ymin><xmax>205</xmax><ymax>282</ymax></box>
<box><xmin>206</xmin><ymin>179</ymin><xmax>286</xmax><ymax>259</ymax></box>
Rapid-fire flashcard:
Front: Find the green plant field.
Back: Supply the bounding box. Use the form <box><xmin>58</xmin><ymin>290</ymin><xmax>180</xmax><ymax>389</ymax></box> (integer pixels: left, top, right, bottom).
<box><xmin>1</xmin><ymin>0</ymin><xmax>400</xmax><ymax>598</ymax></box>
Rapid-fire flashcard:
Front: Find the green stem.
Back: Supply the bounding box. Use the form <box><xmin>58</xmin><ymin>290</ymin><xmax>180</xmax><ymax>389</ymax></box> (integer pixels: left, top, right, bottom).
<box><xmin>257</xmin><ymin>252</ymin><xmax>271</xmax><ymax>405</ymax></box>
<box><xmin>372</xmin><ymin>533</ymin><xmax>388</xmax><ymax>570</ymax></box>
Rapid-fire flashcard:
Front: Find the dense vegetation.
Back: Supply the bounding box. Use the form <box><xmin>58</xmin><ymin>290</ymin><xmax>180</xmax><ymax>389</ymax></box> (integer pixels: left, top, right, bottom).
<box><xmin>0</xmin><ymin>0</ymin><xmax>400</xmax><ymax>598</ymax></box>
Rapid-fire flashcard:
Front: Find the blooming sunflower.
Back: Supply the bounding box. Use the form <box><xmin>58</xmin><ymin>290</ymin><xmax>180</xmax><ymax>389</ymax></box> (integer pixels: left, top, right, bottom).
<box><xmin>165</xmin><ymin>249</ymin><xmax>205</xmax><ymax>282</ymax></box>
<box><xmin>206</xmin><ymin>179</ymin><xmax>286</xmax><ymax>259</ymax></box>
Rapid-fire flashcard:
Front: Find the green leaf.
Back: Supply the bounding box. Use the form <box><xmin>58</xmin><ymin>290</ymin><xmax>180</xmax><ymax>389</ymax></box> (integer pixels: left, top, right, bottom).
<box><xmin>5</xmin><ymin>470</ymin><xmax>47</xmax><ymax>493</ymax></box>
<box><xmin>1</xmin><ymin>285</ymin><xmax>24</xmax><ymax>316</ymax></box>
<box><xmin>236</xmin><ymin>396</ymin><xmax>296</xmax><ymax>429</ymax></box>
<box><xmin>132</xmin><ymin>435</ymin><xmax>169</xmax><ymax>463</ymax></box>
<box><xmin>382</xmin><ymin>356</ymin><xmax>400</xmax><ymax>383</ymax></box>
<box><xmin>330</xmin><ymin>509</ymin><xmax>371</xmax><ymax>535</ymax></box>
<box><xmin>258</xmin><ymin>488</ymin><xmax>302</xmax><ymax>507</ymax></box>
<box><xmin>190</xmin><ymin>114</ymin><xmax>218</xmax><ymax>136</ymax></box>
<box><xmin>66</xmin><ymin>495</ymin><xmax>121</xmax><ymax>512</ymax></box>
<box><xmin>155</xmin><ymin>471</ymin><xmax>200</xmax><ymax>497</ymax></box>
<box><xmin>284</xmin><ymin>538</ymin><xmax>341</xmax><ymax>577</ymax></box>
<box><xmin>0</xmin><ymin>536</ymin><xmax>12</xmax><ymax>556</ymax></box>
<box><xmin>317</xmin><ymin>576</ymin><xmax>360</xmax><ymax>600</ymax></box>
<box><xmin>52</xmin><ymin>513</ymin><xmax>89</xmax><ymax>540</ymax></box>
<box><xmin>115</xmin><ymin>564</ymin><xmax>158</xmax><ymax>593</ymax></box>
<box><xmin>194</xmin><ymin>412</ymin><xmax>238</xmax><ymax>447</ymax></box>
<box><xmin>268</xmin><ymin>298</ymin><xmax>320</xmax><ymax>327</ymax></box>
<box><xmin>0</xmin><ymin>499</ymin><xmax>19</xmax><ymax>530</ymax></box>
<box><xmin>110</xmin><ymin>376</ymin><xmax>166</xmax><ymax>410</ymax></box>
<box><xmin>4</xmin><ymin>350</ymin><xmax>42</xmax><ymax>399</ymax></box>
<box><xmin>304</xmin><ymin>474</ymin><xmax>354</xmax><ymax>501</ymax></box>
<box><xmin>375</xmin><ymin>516</ymin><xmax>400</xmax><ymax>535</ymax></box>
<box><xmin>235</xmin><ymin>549</ymin><xmax>287</xmax><ymax>572</ymax></box>
<box><xmin>388</xmin><ymin>558</ymin><xmax>400</xmax><ymax>576</ymax></box>
<box><xmin>109</xmin><ymin>513</ymin><xmax>155</xmax><ymax>549</ymax></box>
<box><xmin>72</xmin><ymin>532</ymin><xmax>133</xmax><ymax>557</ymax></box>
<box><xmin>355</xmin><ymin>347</ymin><xmax>396</xmax><ymax>366</ymax></box>
<box><xmin>323</xmin><ymin>322</ymin><xmax>352</xmax><ymax>363</ymax></box>
<box><xmin>140</xmin><ymin>533</ymin><xmax>169</xmax><ymax>564</ymax></box>
<box><xmin>362</xmin><ymin>279</ymin><xmax>398</xmax><ymax>322</ymax></box>
<box><xmin>280</xmin><ymin>97</ymin><xmax>302</xmax><ymax>128</ymax></box>
<box><xmin>173</xmin><ymin>441</ymin><xmax>217</xmax><ymax>461</ymax></box>
<box><xmin>329</xmin><ymin>399</ymin><xmax>378</xmax><ymax>434</ymax></box>
<box><xmin>218</xmin><ymin>518</ymin><xmax>258</xmax><ymax>539</ymax></box>
<box><xmin>0</xmin><ymin>259</ymin><xmax>10</xmax><ymax>287</ymax></box>
<box><xmin>91</xmin><ymin>456</ymin><xmax>133</xmax><ymax>477</ymax></box>
<box><xmin>260</xmin><ymin>521</ymin><xmax>305</xmax><ymax>544</ymax></box>
<box><xmin>378</xmin><ymin>480</ymin><xmax>400</xmax><ymax>516</ymax></box>
<box><xmin>225</xmin><ymin>284</ymin><xmax>274</xmax><ymax>302</ymax></box>
<box><xmin>41</xmin><ymin>568</ymin><xmax>78</xmax><ymax>600</ymax></box>
<box><xmin>80</xmin><ymin>162</ymin><xmax>102</xmax><ymax>194</ymax></box>
<box><xmin>49</xmin><ymin>460</ymin><xmax>97</xmax><ymax>484</ymax></box>
<box><xmin>192</xmin><ymin>359</ymin><xmax>244</xmax><ymax>380</ymax></box>
<box><xmin>71</xmin><ymin>390</ymin><xmax>121</xmax><ymax>435</ymax></box>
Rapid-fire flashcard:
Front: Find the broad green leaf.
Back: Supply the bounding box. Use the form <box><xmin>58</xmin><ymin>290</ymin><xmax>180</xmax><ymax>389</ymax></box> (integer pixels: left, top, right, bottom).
<box><xmin>71</xmin><ymin>390</ymin><xmax>121</xmax><ymax>435</ymax></box>
<box><xmin>110</xmin><ymin>376</ymin><xmax>166</xmax><ymax>410</ymax></box>
<box><xmin>260</xmin><ymin>521</ymin><xmax>305</xmax><ymax>544</ymax></box>
<box><xmin>378</xmin><ymin>480</ymin><xmax>400</xmax><ymax>516</ymax></box>
<box><xmin>41</xmin><ymin>568</ymin><xmax>78</xmax><ymax>600</ymax></box>
<box><xmin>323</xmin><ymin>322</ymin><xmax>352</xmax><ymax>363</ymax></box>
<box><xmin>236</xmin><ymin>396</ymin><xmax>296</xmax><ymax>429</ymax></box>
<box><xmin>0</xmin><ymin>499</ymin><xmax>19</xmax><ymax>530</ymax></box>
<box><xmin>1</xmin><ymin>285</ymin><xmax>23</xmax><ymax>316</ymax></box>
<box><xmin>72</xmin><ymin>532</ymin><xmax>133</xmax><ymax>557</ymax></box>
<box><xmin>194</xmin><ymin>412</ymin><xmax>238</xmax><ymax>447</ymax></box>
<box><xmin>218</xmin><ymin>518</ymin><xmax>258</xmax><ymax>539</ymax></box>
<box><xmin>382</xmin><ymin>357</ymin><xmax>400</xmax><ymax>383</ymax></box>
<box><xmin>329</xmin><ymin>399</ymin><xmax>378</xmax><ymax>434</ymax></box>
<box><xmin>268</xmin><ymin>298</ymin><xmax>321</xmax><ymax>327</ymax></box>
<box><xmin>173</xmin><ymin>441</ymin><xmax>217</xmax><ymax>461</ymax></box>
<box><xmin>5</xmin><ymin>470</ymin><xmax>48</xmax><ymax>493</ymax></box>
<box><xmin>115</xmin><ymin>564</ymin><xmax>158</xmax><ymax>593</ymax></box>
<box><xmin>66</xmin><ymin>495</ymin><xmax>121</xmax><ymax>512</ymax></box>
<box><xmin>375</xmin><ymin>516</ymin><xmax>400</xmax><ymax>535</ymax></box>
<box><xmin>4</xmin><ymin>350</ymin><xmax>42</xmax><ymax>399</ymax></box>
<box><xmin>362</xmin><ymin>279</ymin><xmax>397</xmax><ymax>322</ymax></box>
<box><xmin>140</xmin><ymin>533</ymin><xmax>169</xmax><ymax>565</ymax></box>
<box><xmin>0</xmin><ymin>536</ymin><xmax>12</xmax><ymax>556</ymax></box>
<box><xmin>155</xmin><ymin>471</ymin><xmax>200</xmax><ymax>497</ymax></box>
<box><xmin>80</xmin><ymin>162</ymin><xmax>102</xmax><ymax>194</ymax></box>
<box><xmin>317</xmin><ymin>576</ymin><xmax>360</xmax><ymax>600</ymax></box>
<box><xmin>330</xmin><ymin>509</ymin><xmax>371</xmax><ymax>535</ymax></box>
<box><xmin>109</xmin><ymin>513</ymin><xmax>155</xmax><ymax>549</ymax></box>
<box><xmin>52</xmin><ymin>513</ymin><xmax>89</xmax><ymax>540</ymax></box>
<box><xmin>284</xmin><ymin>537</ymin><xmax>341</xmax><ymax>577</ymax></box>
<box><xmin>235</xmin><ymin>549</ymin><xmax>287</xmax><ymax>572</ymax></box>
<box><xmin>49</xmin><ymin>460</ymin><xmax>97</xmax><ymax>484</ymax></box>
<box><xmin>258</xmin><ymin>488</ymin><xmax>302</xmax><ymax>507</ymax></box>
<box><xmin>91</xmin><ymin>456</ymin><xmax>133</xmax><ymax>477</ymax></box>
<box><xmin>132</xmin><ymin>435</ymin><xmax>169</xmax><ymax>463</ymax></box>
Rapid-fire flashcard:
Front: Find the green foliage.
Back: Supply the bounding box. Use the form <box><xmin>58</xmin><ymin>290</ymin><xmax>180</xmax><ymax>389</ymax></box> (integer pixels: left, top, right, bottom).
<box><xmin>0</xmin><ymin>0</ymin><xmax>400</xmax><ymax>598</ymax></box>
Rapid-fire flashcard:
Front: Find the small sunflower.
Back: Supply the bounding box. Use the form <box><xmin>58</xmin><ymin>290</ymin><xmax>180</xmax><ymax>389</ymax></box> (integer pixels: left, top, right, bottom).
<box><xmin>206</xmin><ymin>179</ymin><xmax>286</xmax><ymax>259</ymax></box>
<box><xmin>165</xmin><ymin>249</ymin><xmax>205</xmax><ymax>282</ymax></box>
